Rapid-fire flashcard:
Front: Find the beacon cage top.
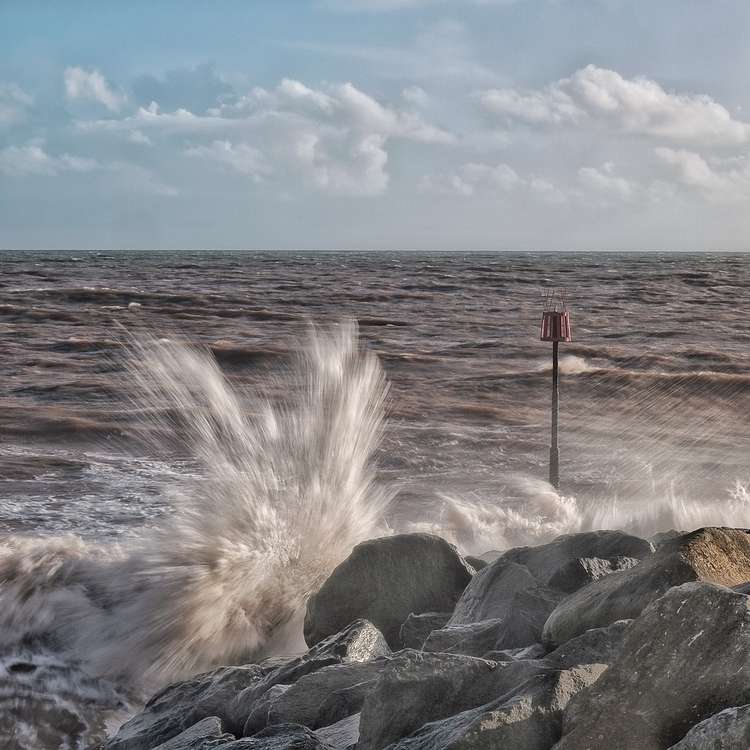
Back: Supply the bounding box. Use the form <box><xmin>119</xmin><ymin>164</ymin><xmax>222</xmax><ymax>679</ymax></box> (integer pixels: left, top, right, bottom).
<box><xmin>540</xmin><ymin>289</ymin><xmax>572</xmax><ymax>342</ymax></box>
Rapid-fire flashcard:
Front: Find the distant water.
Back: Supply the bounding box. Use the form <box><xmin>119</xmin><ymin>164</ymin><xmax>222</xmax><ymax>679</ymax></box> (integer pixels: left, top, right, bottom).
<box><xmin>2</xmin><ymin>250</ymin><xmax>750</xmax><ymax>747</ymax></box>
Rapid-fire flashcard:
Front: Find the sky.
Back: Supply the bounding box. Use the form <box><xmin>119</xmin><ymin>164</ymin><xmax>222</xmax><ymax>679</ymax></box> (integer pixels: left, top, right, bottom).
<box><xmin>1</xmin><ymin>0</ymin><xmax>749</xmax><ymax>251</ymax></box>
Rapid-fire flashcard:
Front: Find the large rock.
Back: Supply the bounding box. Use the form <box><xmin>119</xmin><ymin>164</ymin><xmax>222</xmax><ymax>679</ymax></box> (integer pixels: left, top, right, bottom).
<box><xmin>668</xmin><ymin>705</ymin><xmax>750</xmax><ymax>749</ymax></box>
<box><xmin>547</xmin><ymin>556</ymin><xmax>641</xmax><ymax>594</ymax></box>
<box><xmin>544</xmin><ymin>527</ymin><xmax>750</xmax><ymax>647</ymax></box>
<box><xmin>151</xmin><ymin>717</ymin><xmax>234</xmax><ymax>749</ymax></box>
<box><xmin>304</xmin><ymin>534</ymin><xmax>474</xmax><ymax>649</ymax></box>
<box><xmin>314</xmin><ymin>713</ymin><xmax>360</xmax><ymax>750</ymax></box>
<box><xmin>448</xmin><ymin>560</ymin><xmax>539</xmax><ymax>624</ymax></box>
<box><xmin>428</xmin><ymin>586</ymin><xmax>563</xmax><ymax>656</ymax></box>
<box><xmin>544</xmin><ymin>620</ymin><xmax>631</xmax><ymax>670</ymax></box>
<box><xmin>500</xmin><ymin>530</ymin><xmax>653</xmax><ymax>587</ymax></box>
<box><xmin>386</xmin><ymin>666</ymin><xmax>605</xmax><ymax>750</ymax></box>
<box><xmin>357</xmin><ymin>650</ymin><xmax>551</xmax><ymax>750</ymax></box>
<box><xmin>229</xmin><ymin>619</ymin><xmax>389</xmax><ymax>733</ymax></box>
<box><xmin>102</xmin><ymin>666</ymin><xmax>263</xmax><ymax>750</ymax></box>
<box><xmin>399</xmin><ymin>612</ymin><xmax>452</xmax><ymax>649</ymax></box>
<box><xmin>555</xmin><ymin>582</ymin><xmax>750</xmax><ymax>750</ymax></box>
<box><xmin>218</xmin><ymin>723</ymin><xmax>327</xmax><ymax>749</ymax></box>
<box><xmin>244</xmin><ymin>659</ymin><xmax>387</xmax><ymax>734</ymax></box>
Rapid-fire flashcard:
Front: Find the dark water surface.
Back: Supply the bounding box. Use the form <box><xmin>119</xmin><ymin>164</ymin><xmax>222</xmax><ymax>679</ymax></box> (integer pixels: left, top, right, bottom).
<box><xmin>3</xmin><ymin>250</ymin><xmax>750</xmax><ymax>542</ymax></box>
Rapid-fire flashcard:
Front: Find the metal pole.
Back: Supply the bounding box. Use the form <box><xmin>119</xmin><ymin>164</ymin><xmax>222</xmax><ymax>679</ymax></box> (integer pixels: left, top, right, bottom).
<box><xmin>550</xmin><ymin>339</ymin><xmax>559</xmax><ymax>488</ymax></box>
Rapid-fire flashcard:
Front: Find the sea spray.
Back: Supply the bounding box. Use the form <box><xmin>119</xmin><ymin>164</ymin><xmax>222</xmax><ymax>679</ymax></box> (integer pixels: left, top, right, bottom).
<box><xmin>0</xmin><ymin>322</ymin><xmax>393</xmax><ymax>747</ymax></box>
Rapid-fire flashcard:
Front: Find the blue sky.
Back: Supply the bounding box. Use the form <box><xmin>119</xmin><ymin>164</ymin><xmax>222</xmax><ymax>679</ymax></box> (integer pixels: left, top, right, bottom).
<box><xmin>1</xmin><ymin>0</ymin><xmax>749</xmax><ymax>250</ymax></box>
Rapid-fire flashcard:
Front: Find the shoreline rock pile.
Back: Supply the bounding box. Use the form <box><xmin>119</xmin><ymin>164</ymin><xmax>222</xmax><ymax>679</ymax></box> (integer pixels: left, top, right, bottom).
<box><xmin>94</xmin><ymin>527</ymin><xmax>750</xmax><ymax>750</ymax></box>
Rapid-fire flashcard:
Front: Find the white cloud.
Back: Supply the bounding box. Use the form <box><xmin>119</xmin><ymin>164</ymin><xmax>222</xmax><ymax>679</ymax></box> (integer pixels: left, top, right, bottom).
<box><xmin>655</xmin><ymin>147</ymin><xmax>750</xmax><ymax>202</ymax></box>
<box><xmin>578</xmin><ymin>162</ymin><xmax>636</xmax><ymax>200</ymax></box>
<box><xmin>422</xmin><ymin>160</ymin><xmax>565</xmax><ymax>202</ymax></box>
<box><xmin>0</xmin><ymin>83</ymin><xmax>33</xmax><ymax>127</ymax></box>
<box><xmin>479</xmin><ymin>65</ymin><xmax>750</xmax><ymax>146</ymax></box>
<box><xmin>81</xmin><ymin>78</ymin><xmax>454</xmax><ymax>196</ymax></box>
<box><xmin>185</xmin><ymin>140</ymin><xmax>270</xmax><ymax>180</ymax></box>
<box><xmin>0</xmin><ymin>144</ymin><xmax>98</xmax><ymax>176</ymax></box>
<box><xmin>64</xmin><ymin>66</ymin><xmax>126</xmax><ymax>112</ymax></box>
<box><xmin>127</xmin><ymin>130</ymin><xmax>152</xmax><ymax>146</ymax></box>
<box><xmin>402</xmin><ymin>86</ymin><xmax>430</xmax><ymax>108</ymax></box>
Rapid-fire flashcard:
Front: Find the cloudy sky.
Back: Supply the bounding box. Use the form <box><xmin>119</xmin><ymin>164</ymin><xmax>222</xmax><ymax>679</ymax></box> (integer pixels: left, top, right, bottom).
<box><xmin>1</xmin><ymin>1</ymin><xmax>749</xmax><ymax>251</ymax></box>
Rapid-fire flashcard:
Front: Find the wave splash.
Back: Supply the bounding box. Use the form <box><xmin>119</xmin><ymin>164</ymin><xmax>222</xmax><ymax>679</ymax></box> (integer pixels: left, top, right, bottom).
<box><xmin>0</xmin><ymin>322</ymin><xmax>393</xmax><ymax>747</ymax></box>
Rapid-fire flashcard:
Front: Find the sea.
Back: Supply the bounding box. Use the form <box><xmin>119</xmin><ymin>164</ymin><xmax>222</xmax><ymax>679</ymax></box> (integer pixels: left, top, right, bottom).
<box><xmin>2</xmin><ymin>249</ymin><xmax>750</xmax><ymax>747</ymax></box>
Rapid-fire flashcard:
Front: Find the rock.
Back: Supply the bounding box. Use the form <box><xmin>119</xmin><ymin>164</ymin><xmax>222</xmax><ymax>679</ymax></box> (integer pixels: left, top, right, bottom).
<box><xmin>244</xmin><ymin>659</ymin><xmax>387</xmax><ymax>734</ymax></box>
<box><xmin>464</xmin><ymin>556</ymin><xmax>487</xmax><ymax>571</ymax></box>
<box><xmin>228</xmin><ymin>619</ymin><xmax>389</xmax><ymax>733</ymax></box>
<box><xmin>151</xmin><ymin>717</ymin><xmax>234</xmax><ymax>749</ymax></box>
<box><xmin>734</xmin><ymin>581</ymin><xmax>750</xmax><ymax>594</ymax></box>
<box><xmin>448</xmin><ymin>560</ymin><xmax>539</xmax><ymax>624</ymax></box>
<box><xmin>547</xmin><ymin>556</ymin><xmax>641</xmax><ymax>594</ymax></box>
<box><xmin>482</xmin><ymin>643</ymin><xmax>547</xmax><ymax>663</ymax></box>
<box><xmin>544</xmin><ymin>527</ymin><xmax>750</xmax><ymax>647</ymax></box>
<box><xmin>544</xmin><ymin>620</ymin><xmax>631</xmax><ymax>669</ymax></box>
<box><xmin>386</xmin><ymin>666</ymin><xmax>605</xmax><ymax>750</ymax></box>
<box><xmin>500</xmin><ymin>530</ymin><xmax>653</xmax><ymax>587</ymax></box>
<box><xmin>304</xmin><ymin>534</ymin><xmax>474</xmax><ymax>649</ymax></box>
<box><xmin>357</xmin><ymin>650</ymin><xmax>551</xmax><ymax>750</ymax></box>
<box><xmin>314</xmin><ymin>713</ymin><xmax>360</xmax><ymax>750</ymax></box>
<box><xmin>650</xmin><ymin>529</ymin><xmax>684</xmax><ymax>547</ymax></box>
<box><xmin>102</xmin><ymin>666</ymin><xmax>264</xmax><ymax>750</ymax></box>
<box><xmin>399</xmin><ymin>612</ymin><xmax>452</xmax><ymax>649</ymax></box>
<box><xmin>556</xmin><ymin>582</ymin><xmax>750</xmax><ymax>750</ymax></box>
<box><xmin>668</xmin><ymin>705</ymin><xmax>750</xmax><ymax>749</ymax></box>
<box><xmin>430</xmin><ymin>586</ymin><xmax>563</xmax><ymax>656</ymax></box>
<box><xmin>218</xmin><ymin>723</ymin><xmax>327</xmax><ymax>749</ymax></box>
<box><xmin>478</xmin><ymin>550</ymin><xmax>502</xmax><ymax>563</ymax></box>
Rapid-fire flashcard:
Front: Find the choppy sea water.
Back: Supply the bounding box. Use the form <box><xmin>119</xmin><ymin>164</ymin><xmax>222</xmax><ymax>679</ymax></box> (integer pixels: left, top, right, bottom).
<box><xmin>2</xmin><ymin>249</ymin><xmax>750</xmax><ymax>747</ymax></box>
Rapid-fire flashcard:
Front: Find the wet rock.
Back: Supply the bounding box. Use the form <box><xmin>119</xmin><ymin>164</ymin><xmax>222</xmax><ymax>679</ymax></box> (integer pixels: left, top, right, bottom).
<box><xmin>314</xmin><ymin>713</ymin><xmax>360</xmax><ymax>750</ymax></box>
<box><xmin>500</xmin><ymin>530</ymin><xmax>653</xmax><ymax>587</ymax></box>
<box><xmin>547</xmin><ymin>556</ymin><xmax>641</xmax><ymax>594</ymax></box>
<box><xmin>229</xmin><ymin>620</ymin><xmax>389</xmax><ymax>733</ymax></box>
<box><xmin>544</xmin><ymin>527</ymin><xmax>750</xmax><ymax>647</ymax></box>
<box><xmin>399</xmin><ymin>611</ymin><xmax>451</xmax><ymax>649</ymax></box>
<box><xmin>243</xmin><ymin>659</ymin><xmax>386</xmax><ymax>734</ymax></box>
<box><xmin>448</xmin><ymin>560</ymin><xmax>539</xmax><ymax>624</ymax></box>
<box><xmin>103</xmin><ymin>666</ymin><xmax>264</xmax><ymax>750</ymax></box>
<box><xmin>151</xmin><ymin>717</ymin><xmax>234</xmax><ymax>749</ymax></box>
<box><xmin>357</xmin><ymin>650</ymin><xmax>550</xmax><ymax>750</ymax></box>
<box><xmin>304</xmin><ymin>534</ymin><xmax>474</xmax><ymax>649</ymax></box>
<box><xmin>482</xmin><ymin>643</ymin><xmax>547</xmax><ymax>662</ymax></box>
<box><xmin>464</xmin><ymin>556</ymin><xmax>487</xmax><ymax>571</ymax></box>
<box><xmin>430</xmin><ymin>585</ymin><xmax>563</xmax><ymax>656</ymax></box>
<box><xmin>556</xmin><ymin>582</ymin><xmax>750</xmax><ymax>750</ymax></box>
<box><xmin>544</xmin><ymin>619</ymin><xmax>631</xmax><ymax>669</ymax></box>
<box><xmin>386</xmin><ymin>665</ymin><xmax>605</xmax><ymax>750</ymax></box>
<box><xmin>219</xmin><ymin>723</ymin><xmax>327</xmax><ymax>749</ymax></box>
<box><xmin>668</xmin><ymin>705</ymin><xmax>750</xmax><ymax>749</ymax></box>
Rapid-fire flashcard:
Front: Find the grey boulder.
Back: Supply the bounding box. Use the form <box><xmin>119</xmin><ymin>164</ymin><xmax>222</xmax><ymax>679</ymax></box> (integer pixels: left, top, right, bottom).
<box><xmin>544</xmin><ymin>527</ymin><xmax>750</xmax><ymax>647</ymax></box>
<box><xmin>547</xmin><ymin>556</ymin><xmax>641</xmax><ymax>594</ymax></box>
<box><xmin>668</xmin><ymin>705</ymin><xmax>750</xmax><ymax>749</ymax></box>
<box><xmin>499</xmin><ymin>530</ymin><xmax>653</xmax><ymax>588</ymax></box>
<box><xmin>218</xmin><ymin>723</ymin><xmax>327</xmax><ymax>749</ymax></box>
<box><xmin>357</xmin><ymin>650</ymin><xmax>553</xmax><ymax>750</ymax></box>
<box><xmin>304</xmin><ymin>534</ymin><xmax>474</xmax><ymax>649</ymax></box>
<box><xmin>314</xmin><ymin>713</ymin><xmax>360</xmax><ymax>750</ymax></box>
<box><xmin>399</xmin><ymin>612</ymin><xmax>452</xmax><ymax>649</ymax></box>
<box><xmin>386</xmin><ymin>665</ymin><xmax>606</xmax><ymax>750</ymax></box>
<box><xmin>229</xmin><ymin>619</ymin><xmax>389</xmax><ymax>733</ymax></box>
<box><xmin>151</xmin><ymin>718</ymin><xmax>234</xmax><ymax>750</ymax></box>
<box><xmin>102</xmin><ymin>666</ymin><xmax>263</xmax><ymax>750</ymax></box>
<box><xmin>555</xmin><ymin>582</ymin><xmax>750</xmax><ymax>750</ymax></box>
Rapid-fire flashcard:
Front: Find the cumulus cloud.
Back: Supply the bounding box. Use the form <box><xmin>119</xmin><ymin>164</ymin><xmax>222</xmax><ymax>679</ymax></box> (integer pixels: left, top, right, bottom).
<box><xmin>0</xmin><ymin>83</ymin><xmax>33</xmax><ymax>127</ymax></box>
<box><xmin>64</xmin><ymin>67</ymin><xmax>126</xmax><ymax>112</ymax></box>
<box><xmin>185</xmin><ymin>140</ymin><xmax>271</xmax><ymax>180</ymax></box>
<box><xmin>81</xmin><ymin>78</ymin><xmax>454</xmax><ymax>196</ymax></box>
<box><xmin>422</xmin><ymin>161</ymin><xmax>565</xmax><ymax>202</ymax></box>
<box><xmin>655</xmin><ymin>147</ymin><xmax>750</xmax><ymax>202</ymax></box>
<box><xmin>402</xmin><ymin>86</ymin><xmax>430</xmax><ymax>107</ymax></box>
<box><xmin>479</xmin><ymin>65</ymin><xmax>750</xmax><ymax>146</ymax></box>
<box><xmin>0</xmin><ymin>143</ymin><xmax>98</xmax><ymax>176</ymax></box>
<box><xmin>578</xmin><ymin>162</ymin><xmax>636</xmax><ymax>200</ymax></box>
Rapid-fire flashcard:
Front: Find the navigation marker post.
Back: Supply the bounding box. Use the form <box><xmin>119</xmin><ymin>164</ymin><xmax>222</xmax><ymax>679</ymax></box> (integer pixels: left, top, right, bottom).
<box><xmin>540</xmin><ymin>290</ymin><xmax>572</xmax><ymax>489</ymax></box>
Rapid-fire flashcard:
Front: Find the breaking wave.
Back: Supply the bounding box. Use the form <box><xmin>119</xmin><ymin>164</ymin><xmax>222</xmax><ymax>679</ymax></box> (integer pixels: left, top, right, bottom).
<box><xmin>0</xmin><ymin>322</ymin><xmax>393</xmax><ymax>746</ymax></box>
